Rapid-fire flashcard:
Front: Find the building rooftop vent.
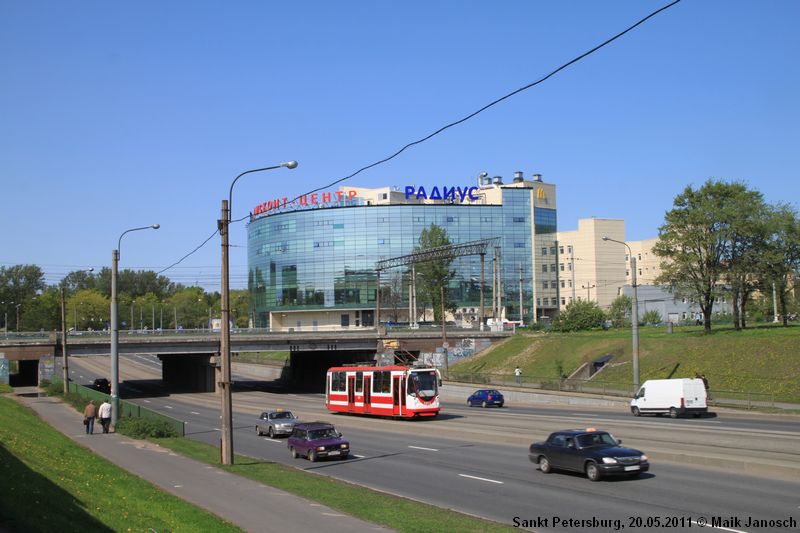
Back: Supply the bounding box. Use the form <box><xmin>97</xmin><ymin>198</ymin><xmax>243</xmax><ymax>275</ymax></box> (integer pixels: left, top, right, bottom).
<box><xmin>513</xmin><ymin>171</ymin><xmax>524</xmax><ymax>183</ymax></box>
<box><xmin>533</xmin><ymin>173</ymin><xmax>543</xmax><ymax>182</ymax></box>
<box><xmin>493</xmin><ymin>176</ymin><xmax>503</xmax><ymax>185</ymax></box>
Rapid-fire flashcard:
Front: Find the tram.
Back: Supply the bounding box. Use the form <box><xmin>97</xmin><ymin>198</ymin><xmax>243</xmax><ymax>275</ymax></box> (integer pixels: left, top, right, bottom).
<box><xmin>325</xmin><ymin>364</ymin><xmax>440</xmax><ymax>418</ymax></box>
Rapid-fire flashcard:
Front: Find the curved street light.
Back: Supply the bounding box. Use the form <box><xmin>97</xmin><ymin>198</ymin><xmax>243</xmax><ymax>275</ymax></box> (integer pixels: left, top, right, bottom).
<box><xmin>111</xmin><ymin>224</ymin><xmax>159</xmax><ymax>425</ymax></box>
<box><xmin>219</xmin><ymin>161</ymin><xmax>297</xmax><ymax>465</ymax></box>
<box><xmin>602</xmin><ymin>235</ymin><xmax>639</xmax><ymax>390</ymax></box>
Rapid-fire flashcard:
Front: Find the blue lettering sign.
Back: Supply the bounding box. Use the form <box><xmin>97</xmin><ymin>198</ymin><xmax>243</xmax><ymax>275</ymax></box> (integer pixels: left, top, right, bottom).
<box><xmin>404</xmin><ymin>185</ymin><xmax>481</xmax><ymax>202</ymax></box>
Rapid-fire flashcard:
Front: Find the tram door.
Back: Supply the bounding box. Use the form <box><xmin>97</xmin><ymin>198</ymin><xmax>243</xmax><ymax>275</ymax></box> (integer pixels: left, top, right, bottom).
<box><xmin>347</xmin><ymin>375</ymin><xmax>356</xmax><ymax>411</ymax></box>
<box><xmin>363</xmin><ymin>376</ymin><xmax>371</xmax><ymax>413</ymax></box>
<box><xmin>392</xmin><ymin>375</ymin><xmax>403</xmax><ymax>416</ymax></box>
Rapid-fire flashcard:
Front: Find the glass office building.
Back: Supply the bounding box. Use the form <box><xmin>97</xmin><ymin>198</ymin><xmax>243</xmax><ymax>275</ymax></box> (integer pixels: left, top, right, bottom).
<box><xmin>247</xmin><ymin>175</ymin><xmax>559</xmax><ymax>330</ymax></box>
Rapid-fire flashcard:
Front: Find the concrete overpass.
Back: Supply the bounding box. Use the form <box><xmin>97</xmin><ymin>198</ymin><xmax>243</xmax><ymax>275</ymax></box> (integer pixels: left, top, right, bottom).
<box><xmin>0</xmin><ymin>328</ymin><xmax>512</xmax><ymax>390</ymax></box>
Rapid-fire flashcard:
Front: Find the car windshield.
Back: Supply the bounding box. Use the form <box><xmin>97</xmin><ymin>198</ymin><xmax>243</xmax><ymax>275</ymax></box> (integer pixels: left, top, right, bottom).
<box><xmin>270</xmin><ymin>412</ymin><xmax>294</xmax><ymax>420</ymax></box>
<box><xmin>576</xmin><ymin>432</ymin><xmax>617</xmax><ymax>448</ymax></box>
<box><xmin>409</xmin><ymin>370</ymin><xmax>438</xmax><ymax>399</ymax></box>
<box><xmin>308</xmin><ymin>428</ymin><xmax>339</xmax><ymax>440</ymax></box>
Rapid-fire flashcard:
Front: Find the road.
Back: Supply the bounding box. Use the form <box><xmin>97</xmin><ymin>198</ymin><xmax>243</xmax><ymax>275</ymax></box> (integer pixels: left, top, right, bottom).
<box><xmin>66</xmin><ymin>354</ymin><xmax>800</xmax><ymax>533</ymax></box>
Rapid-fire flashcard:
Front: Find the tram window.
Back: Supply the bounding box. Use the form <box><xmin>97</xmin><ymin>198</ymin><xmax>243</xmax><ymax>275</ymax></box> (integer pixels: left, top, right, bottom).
<box><xmin>355</xmin><ymin>372</ymin><xmax>363</xmax><ymax>393</ymax></box>
<box><xmin>372</xmin><ymin>371</ymin><xmax>390</xmax><ymax>393</ymax></box>
<box><xmin>331</xmin><ymin>371</ymin><xmax>347</xmax><ymax>392</ymax></box>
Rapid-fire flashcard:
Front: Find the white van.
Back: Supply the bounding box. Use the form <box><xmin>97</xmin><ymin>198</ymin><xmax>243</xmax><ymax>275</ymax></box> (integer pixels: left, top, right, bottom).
<box><xmin>630</xmin><ymin>378</ymin><xmax>708</xmax><ymax>418</ymax></box>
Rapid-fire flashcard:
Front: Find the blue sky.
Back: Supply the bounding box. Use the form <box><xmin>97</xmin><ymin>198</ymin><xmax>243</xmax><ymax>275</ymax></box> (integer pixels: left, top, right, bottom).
<box><xmin>2</xmin><ymin>1</ymin><xmax>798</xmax><ymax>290</ymax></box>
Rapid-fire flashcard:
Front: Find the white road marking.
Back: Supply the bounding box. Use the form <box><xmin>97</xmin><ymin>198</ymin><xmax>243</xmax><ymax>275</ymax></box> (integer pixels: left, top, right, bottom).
<box><xmin>353</xmin><ymin>454</ymin><xmax>365</xmax><ymax>458</ymax></box>
<box><xmin>408</xmin><ymin>445</ymin><xmax>439</xmax><ymax>452</ymax></box>
<box><xmin>190</xmin><ymin>411</ymin><xmax>200</xmax><ymax>415</ymax></box>
<box><xmin>164</xmin><ymin>406</ymin><xmax>173</xmax><ymax>409</ymax></box>
<box><xmin>143</xmin><ymin>400</ymin><xmax>151</xmax><ymax>403</ymax></box>
<box><xmin>213</xmin><ymin>428</ymin><xmax>221</xmax><ymax>431</ymax></box>
<box><xmin>571</xmin><ymin>413</ymin><xmax>599</xmax><ymax>417</ymax></box>
<box><xmin>263</xmin><ymin>438</ymin><xmax>282</xmax><ymax>444</ymax></box>
<box><xmin>458</xmin><ymin>474</ymin><xmax>503</xmax><ymax>484</ymax></box>
<box><xmin>692</xmin><ymin>520</ymin><xmax>746</xmax><ymax>533</ymax></box>
<box><xmin>79</xmin><ymin>375</ymin><xmax>84</xmax><ymax>378</ymax></box>
<box><xmin>173</xmin><ymin>485</ymin><xmax>183</xmax><ymax>488</ymax></box>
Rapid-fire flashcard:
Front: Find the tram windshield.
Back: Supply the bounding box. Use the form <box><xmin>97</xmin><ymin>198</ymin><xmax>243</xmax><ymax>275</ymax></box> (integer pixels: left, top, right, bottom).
<box><xmin>408</xmin><ymin>370</ymin><xmax>438</xmax><ymax>399</ymax></box>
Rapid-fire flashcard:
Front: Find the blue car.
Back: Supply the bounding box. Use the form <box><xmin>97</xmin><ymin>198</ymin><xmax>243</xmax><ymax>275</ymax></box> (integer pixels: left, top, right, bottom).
<box><xmin>467</xmin><ymin>389</ymin><xmax>504</xmax><ymax>408</ymax></box>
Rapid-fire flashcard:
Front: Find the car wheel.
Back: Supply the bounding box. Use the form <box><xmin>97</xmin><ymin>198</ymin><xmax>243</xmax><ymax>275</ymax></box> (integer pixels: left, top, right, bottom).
<box><xmin>268</xmin><ymin>427</ymin><xmax>274</xmax><ymax>438</ymax></box>
<box><xmin>481</xmin><ymin>401</ymin><xmax>487</xmax><ymax>408</ymax></box>
<box><xmin>586</xmin><ymin>461</ymin><xmax>601</xmax><ymax>481</ymax></box>
<box><xmin>467</xmin><ymin>400</ymin><xmax>472</xmax><ymax>407</ymax></box>
<box><xmin>631</xmin><ymin>407</ymin><xmax>641</xmax><ymax>417</ymax></box>
<box><xmin>669</xmin><ymin>407</ymin><xmax>679</xmax><ymax>419</ymax></box>
<box><xmin>309</xmin><ymin>450</ymin><xmax>317</xmax><ymax>462</ymax></box>
<box><xmin>255</xmin><ymin>425</ymin><xmax>262</xmax><ymax>436</ymax></box>
<box><xmin>539</xmin><ymin>456</ymin><xmax>552</xmax><ymax>474</ymax></box>
<box><xmin>290</xmin><ymin>447</ymin><xmax>298</xmax><ymax>459</ymax></box>
<box><xmin>498</xmin><ymin>403</ymin><xmax>504</xmax><ymax>408</ymax></box>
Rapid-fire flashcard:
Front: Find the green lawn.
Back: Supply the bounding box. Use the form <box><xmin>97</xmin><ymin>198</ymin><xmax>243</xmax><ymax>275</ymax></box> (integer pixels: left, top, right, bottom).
<box><xmin>452</xmin><ymin>324</ymin><xmax>800</xmax><ymax>402</ymax></box>
<box><xmin>0</xmin><ymin>397</ymin><xmax>242</xmax><ymax>533</ymax></box>
<box><xmin>157</xmin><ymin>437</ymin><xmax>516</xmax><ymax>533</ymax></box>
<box><xmin>0</xmin><ymin>383</ymin><xmax>12</xmax><ymax>393</ymax></box>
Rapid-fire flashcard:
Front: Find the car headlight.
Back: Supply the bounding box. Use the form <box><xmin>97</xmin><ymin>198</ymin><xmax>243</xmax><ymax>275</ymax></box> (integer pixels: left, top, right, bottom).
<box><xmin>316</xmin><ymin>446</ymin><xmax>326</xmax><ymax>451</ymax></box>
<box><xmin>340</xmin><ymin>443</ymin><xmax>349</xmax><ymax>449</ymax></box>
<box><xmin>601</xmin><ymin>457</ymin><xmax>618</xmax><ymax>464</ymax></box>
<box><xmin>640</xmin><ymin>454</ymin><xmax>648</xmax><ymax>462</ymax></box>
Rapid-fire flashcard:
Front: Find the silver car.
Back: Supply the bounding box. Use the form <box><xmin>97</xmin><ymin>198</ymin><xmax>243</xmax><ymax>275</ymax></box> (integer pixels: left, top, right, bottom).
<box><xmin>256</xmin><ymin>409</ymin><xmax>299</xmax><ymax>438</ymax></box>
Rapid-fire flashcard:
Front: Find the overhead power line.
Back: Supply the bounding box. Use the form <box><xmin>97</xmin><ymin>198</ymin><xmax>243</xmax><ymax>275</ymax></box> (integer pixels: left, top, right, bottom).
<box><xmin>154</xmin><ymin>0</ymin><xmax>683</xmax><ymax>276</ymax></box>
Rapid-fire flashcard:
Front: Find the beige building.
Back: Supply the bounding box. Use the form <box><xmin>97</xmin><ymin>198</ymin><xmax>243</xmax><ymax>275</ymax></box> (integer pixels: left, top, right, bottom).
<box><xmin>556</xmin><ymin>218</ymin><xmax>627</xmax><ymax>311</ymax></box>
<box><xmin>626</xmin><ymin>238</ymin><xmax>662</xmax><ymax>286</ymax></box>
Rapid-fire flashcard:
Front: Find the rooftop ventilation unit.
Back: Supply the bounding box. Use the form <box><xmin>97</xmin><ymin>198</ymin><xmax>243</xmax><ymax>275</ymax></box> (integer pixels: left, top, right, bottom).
<box><xmin>513</xmin><ymin>171</ymin><xmax>524</xmax><ymax>183</ymax></box>
<box><xmin>533</xmin><ymin>173</ymin><xmax>543</xmax><ymax>182</ymax></box>
<box><xmin>493</xmin><ymin>176</ymin><xmax>503</xmax><ymax>185</ymax></box>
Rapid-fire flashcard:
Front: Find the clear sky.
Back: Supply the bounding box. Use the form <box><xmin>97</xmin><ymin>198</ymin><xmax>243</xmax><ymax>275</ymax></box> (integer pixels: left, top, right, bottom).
<box><xmin>2</xmin><ymin>1</ymin><xmax>798</xmax><ymax>291</ymax></box>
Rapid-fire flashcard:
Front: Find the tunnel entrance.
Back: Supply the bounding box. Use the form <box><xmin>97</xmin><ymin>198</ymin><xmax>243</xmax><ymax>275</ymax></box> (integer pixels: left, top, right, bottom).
<box><xmin>289</xmin><ymin>350</ymin><xmax>376</xmax><ymax>392</ymax></box>
<box><xmin>160</xmin><ymin>354</ymin><xmax>216</xmax><ymax>392</ymax></box>
<box><xmin>9</xmin><ymin>360</ymin><xmax>39</xmax><ymax>387</ymax></box>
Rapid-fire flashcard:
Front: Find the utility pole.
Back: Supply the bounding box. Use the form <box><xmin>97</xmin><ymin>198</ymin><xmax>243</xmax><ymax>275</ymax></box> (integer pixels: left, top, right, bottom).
<box><xmin>61</xmin><ymin>288</ymin><xmax>69</xmax><ymax>394</ymax></box>
<box><xmin>582</xmin><ymin>283</ymin><xmax>595</xmax><ymax>301</ymax></box>
<box><xmin>440</xmin><ymin>285</ymin><xmax>448</xmax><ymax>375</ymax></box>
<box><xmin>518</xmin><ymin>263</ymin><xmax>524</xmax><ymax>326</ymax></box>
<box><xmin>479</xmin><ymin>252</ymin><xmax>485</xmax><ymax>331</ymax></box>
<box><xmin>772</xmin><ymin>283</ymin><xmax>780</xmax><ymax>323</ymax></box>
<box><xmin>219</xmin><ymin>199</ymin><xmax>234</xmax><ymax>465</ymax></box>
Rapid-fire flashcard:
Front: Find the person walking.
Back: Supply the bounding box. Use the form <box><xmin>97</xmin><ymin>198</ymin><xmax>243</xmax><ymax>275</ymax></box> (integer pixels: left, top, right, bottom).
<box><xmin>83</xmin><ymin>400</ymin><xmax>97</xmax><ymax>435</ymax></box>
<box><xmin>514</xmin><ymin>367</ymin><xmax>522</xmax><ymax>385</ymax></box>
<box><xmin>98</xmin><ymin>399</ymin><xmax>112</xmax><ymax>434</ymax></box>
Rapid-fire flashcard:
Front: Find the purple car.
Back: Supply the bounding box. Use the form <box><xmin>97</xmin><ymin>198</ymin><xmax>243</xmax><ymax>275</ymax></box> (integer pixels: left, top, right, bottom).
<box><xmin>288</xmin><ymin>422</ymin><xmax>350</xmax><ymax>462</ymax></box>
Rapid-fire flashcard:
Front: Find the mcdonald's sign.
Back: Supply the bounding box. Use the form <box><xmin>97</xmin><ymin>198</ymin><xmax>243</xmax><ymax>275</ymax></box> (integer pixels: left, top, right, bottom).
<box><xmin>536</xmin><ymin>188</ymin><xmax>546</xmax><ymax>200</ymax></box>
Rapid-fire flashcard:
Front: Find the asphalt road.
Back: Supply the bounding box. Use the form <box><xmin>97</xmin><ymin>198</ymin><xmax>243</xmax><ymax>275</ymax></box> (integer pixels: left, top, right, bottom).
<box><xmin>67</xmin><ymin>355</ymin><xmax>800</xmax><ymax>533</ymax></box>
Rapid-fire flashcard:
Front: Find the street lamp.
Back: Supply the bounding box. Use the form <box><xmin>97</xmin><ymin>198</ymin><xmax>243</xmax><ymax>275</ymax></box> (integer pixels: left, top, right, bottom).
<box><xmin>602</xmin><ymin>235</ymin><xmax>639</xmax><ymax>390</ymax></box>
<box><xmin>219</xmin><ymin>160</ymin><xmax>297</xmax><ymax>465</ymax></box>
<box><xmin>61</xmin><ymin>269</ymin><xmax>93</xmax><ymax>394</ymax></box>
<box><xmin>111</xmin><ymin>224</ymin><xmax>160</xmax><ymax>426</ymax></box>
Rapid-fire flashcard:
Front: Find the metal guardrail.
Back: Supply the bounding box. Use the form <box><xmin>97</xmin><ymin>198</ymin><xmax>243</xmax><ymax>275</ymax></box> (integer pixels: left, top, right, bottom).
<box><xmin>445</xmin><ymin>372</ymin><xmax>789</xmax><ymax>409</ymax></box>
<box><xmin>56</xmin><ymin>380</ymin><xmax>185</xmax><ymax>436</ymax></box>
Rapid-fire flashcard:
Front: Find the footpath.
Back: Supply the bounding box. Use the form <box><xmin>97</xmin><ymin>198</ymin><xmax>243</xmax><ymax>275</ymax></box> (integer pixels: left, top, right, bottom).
<box><xmin>12</xmin><ymin>388</ymin><xmax>389</xmax><ymax>533</ymax></box>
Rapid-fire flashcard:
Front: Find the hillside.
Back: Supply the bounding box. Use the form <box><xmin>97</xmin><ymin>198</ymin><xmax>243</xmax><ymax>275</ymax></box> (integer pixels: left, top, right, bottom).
<box><xmin>450</xmin><ymin>324</ymin><xmax>800</xmax><ymax>402</ymax></box>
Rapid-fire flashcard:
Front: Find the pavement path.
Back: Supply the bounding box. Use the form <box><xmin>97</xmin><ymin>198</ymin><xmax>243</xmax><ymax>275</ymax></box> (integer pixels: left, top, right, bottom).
<box><xmin>11</xmin><ymin>388</ymin><xmax>390</xmax><ymax>533</ymax></box>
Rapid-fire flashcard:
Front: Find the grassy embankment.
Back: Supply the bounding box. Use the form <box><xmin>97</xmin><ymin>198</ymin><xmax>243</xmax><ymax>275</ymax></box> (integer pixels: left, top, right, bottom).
<box><xmin>233</xmin><ymin>350</ymin><xmax>289</xmax><ymax>365</ymax></box>
<box><xmin>0</xmin><ymin>396</ymin><xmax>241</xmax><ymax>533</ymax></box>
<box><xmin>452</xmin><ymin>324</ymin><xmax>800</xmax><ymax>402</ymax></box>
<box><xmin>155</xmin><ymin>437</ymin><xmax>516</xmax><ymax>533</ymax></box>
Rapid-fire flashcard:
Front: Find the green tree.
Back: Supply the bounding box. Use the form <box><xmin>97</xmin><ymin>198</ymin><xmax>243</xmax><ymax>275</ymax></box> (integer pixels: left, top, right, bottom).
<box><xmin>552</xmin><ymin>300</ymin><xmax>605</xmax><ymax>332</ymax></box>
<box><xmin>67</xmin><ymin>289</ymin><xmax>110</xmax><ymax>331</ymax></box>
<box><xmin>414</xmin><ymin>225</ymin><xmax>455</xmax><ymax>323</ymax></box>
<box><xmin>166</xmin><ymin>287</ymin><xmax>208</xmax><ymax>329</ymax></box>
<box><xmin>654</xmin><ymin>180</ymin><xmax>761</xmax><ymax>333</ymax></box>
<box><xmin>760</xmin><ymin>205</ymin><xmax>800</xmax><ymax>325</ymax></box>
<box><xmin>606</xmin><ymin>295</ymin><xmax>632</xmax><ymax>328</ymax></box>
<box><xmin>0</xmin><ymin>265</ymin><xmax>46</xmax><ymax>309</ymax></box>
<box><xmin>230</xmin><ymin>289</ymin><xmax>250</xmax><ymax>328</ymax></box>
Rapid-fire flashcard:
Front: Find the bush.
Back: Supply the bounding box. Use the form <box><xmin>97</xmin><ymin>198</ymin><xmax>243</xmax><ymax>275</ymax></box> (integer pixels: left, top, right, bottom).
<box><xmin>642</xmin><ymin>309</ymin><xmax>662</xmax><ymax>325</ymax></box>
<box><xmin>552</xmin><ymin>300</ymin><xmax>606</xmax><ymax>332</ymax></box>
<box><xmin>115</xmin><ymin>416</ymin><xmax>179</xmax><ymax>439</ymax></box>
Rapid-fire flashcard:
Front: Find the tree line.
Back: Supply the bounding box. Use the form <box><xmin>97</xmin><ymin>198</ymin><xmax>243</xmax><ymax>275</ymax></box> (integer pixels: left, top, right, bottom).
<box><xmin>0</xmin><ymin>265</ymin><xmax>251</xmax><ymax>332</ymax></box>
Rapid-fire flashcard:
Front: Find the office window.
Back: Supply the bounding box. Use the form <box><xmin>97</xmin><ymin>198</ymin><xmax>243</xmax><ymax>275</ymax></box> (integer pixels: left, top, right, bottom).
<box><xmin>513</xmin><ymin>216</ymin><xmax>525</xmax><ymax>222</ymax></box>
<box><xmin>560</xmin><ymin>263</ymin><xmax>565</xmax><ymax>271</ymax></box>
<box><xmin>561</xmin><ymin>297</ymin><xmax>566</xmax><ymax>305</ymax></box>
<box><xmin>541</xmin><ymin>247</ymin><xmax>548</xmax><ymax>256</ymax></box>
<box><xmin>560</xmin><ymin>280</ymin><xmax>565</xmax><ymax>288</ymax></box>
<box><xmin>514</xmin><ymin>242</ymin><xmax>525</xmax><ymax>248</ymax></box>
<box><xmin>559</xmin><ymin>246</ymin><xmax>564</xmax><ymax>254</ymax></box>
<box><xmin>536</xmin><ymin>298</ymin><xmax>541</xmax><ymax>306</ymax></box>
<box><xmin>567</xmin><ymin>245</ymin><xmax>572</xmax><ymax>253</ymax></box>
<box><xmin>551</xmin><ymin>298</ymin><xmax>558</xmax><ymax>306</ymax></box>
<box><xmin>550</xmin><ymin>247</ymin><xmax>556</xmax><ymax>255</ymax></box>
<box><xmin>551</xmin><ymin>281</ymin><xmax>558</xmax><ymax>289</ymax></box>
<box><xmin>543</xmin><ymin>281</ymin><xmax>549</xmax><ymax>290</ymax></box>
<box><xmin>551</xmin><ymin>264</ymin><xmax>556</xmax><ymax>272</ymax></box>
<box><xmin>542</xmin><ymin>264</ymin><xmax>548</xmax><ymax>273</ymax></box>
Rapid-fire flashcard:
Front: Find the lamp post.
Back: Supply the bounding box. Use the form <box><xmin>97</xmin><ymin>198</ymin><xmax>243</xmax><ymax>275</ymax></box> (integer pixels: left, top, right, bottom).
<box><xmin>15</xmin><ymin>304</ymin><xmax>21</xmax><ymax>332</ymax></box>
<box><xmin>219</xmin><ymin>160</ymin><xmax>297</xmax><ymax>465</ymax></box>
<box><xmin>62</xmin><ymin>269</ymin><xmax>93</xmax><ymax>394</ymax></box>
<box><xmin>111</xmin><ymin>224</ymin><xmax>160</xmax><ymax>426</ymax></box>
<box><xmin>1</xmin><ymin>301</ymin><xmax>14</xmax><ymax>335</ymax></box>
<box><xmin>602</xmin><ymin>235</ymin><xmax>639</xmax><ymax>390</ymax></box>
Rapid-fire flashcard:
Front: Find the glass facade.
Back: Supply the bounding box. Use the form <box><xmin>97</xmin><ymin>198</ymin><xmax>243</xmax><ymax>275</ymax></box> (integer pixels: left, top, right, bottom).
<box><xmin>247</xmin><ymin>186</ymin><xmax>558</xmax><ymax>328</ymax></box>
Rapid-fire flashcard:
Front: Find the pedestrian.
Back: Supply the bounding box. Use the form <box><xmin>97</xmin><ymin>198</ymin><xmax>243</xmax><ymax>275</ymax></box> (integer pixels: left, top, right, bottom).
<box><xmin>98</xmin><ymin>398</ymin><xmax>112</xmax><ymax>434</ymax></box>
<box><xmin>514</xmin><ymin>366</ymin><xmax>522</xmax><ymax>385</ymax></box>
<box><xmin>83</xmin><ymin>400</ymin><xmax>97</xmax><ymax>435</ymax></box>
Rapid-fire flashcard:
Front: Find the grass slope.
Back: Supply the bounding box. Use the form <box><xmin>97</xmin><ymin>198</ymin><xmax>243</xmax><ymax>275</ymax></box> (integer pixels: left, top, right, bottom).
<box><xmin>452</xmin><ymin>324</ymin><xmax>800</xmax><ymax>402</ymax></box>
<box><xmin>0</xmin><ymin>396</ymin><xmax>241</xmax><ymax>533</ymax></box>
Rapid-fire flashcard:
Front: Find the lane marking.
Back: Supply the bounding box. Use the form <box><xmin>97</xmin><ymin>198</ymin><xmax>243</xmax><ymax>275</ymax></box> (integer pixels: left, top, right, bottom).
<box><xmin>213</xmin><ymin>428</ymin><xmax>221</xmax><ymax>431</ymax></box>
<box><xmin>164</xmin><ymin>406</ymin><xmax>173</xmax><ymax>409</ymax></box>
<box><xmin>143</xmin><ymin>400</ymin><xmax>151</xmax><ymax>403</ymax></box>
<box><xmin>173</xmin><ymin>485</ymin><xmax>183</xmax><ymax>488</ymax></box>
<box><xmin>458</xmin><ymin>473</ymin><xmax>503</xmax><ymax>484</ymax></box>
<box><xmin>571</xmin><ymin>413</ymin><xmax>599</xmax><ymax>417</ymax></box>
<box><xmin>408</xmin><ymin>445</ymin><xmax>439</xmax><ymax>452</ymax></box>
<box><xmin>190</xmin><ymin>411</ymin><xmax>200</xmax><ymax>415</ymax></box>
<box><xmin>263</xmin><ymin>438</ymin><xmax>282</xmax><ymax>444</ymax></box>
<box><xmin>692</xmin><ymin>520</ymin><xmax>746</xmax><ymax>533</ymax></box>
<box><xmin>353</xmin><ymin>454</ymin><xmax>365</xmax><ymax>458</ymax></box>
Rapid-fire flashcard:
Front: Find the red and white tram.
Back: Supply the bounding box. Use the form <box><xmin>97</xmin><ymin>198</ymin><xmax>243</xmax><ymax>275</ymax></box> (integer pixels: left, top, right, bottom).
<box><xmin>325</xmin><ymin>365</ymin><xmax>440</xmax><ymax>418</ymax></box>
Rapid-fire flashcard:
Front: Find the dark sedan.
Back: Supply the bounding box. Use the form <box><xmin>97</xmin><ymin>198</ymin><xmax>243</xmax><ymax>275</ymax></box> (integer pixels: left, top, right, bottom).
<box><xmin>529</xmin><ymin>429</ymin><xmax>649</xmax><ymax>481</ymax></box>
